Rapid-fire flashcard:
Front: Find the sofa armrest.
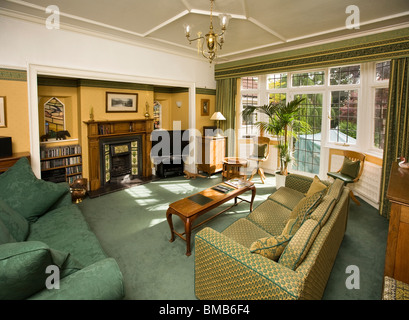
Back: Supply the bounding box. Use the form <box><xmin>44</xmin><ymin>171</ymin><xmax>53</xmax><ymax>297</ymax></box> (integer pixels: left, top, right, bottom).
<box><xmin>195</xmin><ymin>227</ymin><xmax>304</xmax><ymax>300</ymax></box>
<box><xmin>28</xmin><ymin>258</ymin><xmax>125</xmax><ymax>300</ymax></box>
<box><xmin>285</xmin><ymin>174</ymin><xmax>314</xmax><ymax>194</ymax></box>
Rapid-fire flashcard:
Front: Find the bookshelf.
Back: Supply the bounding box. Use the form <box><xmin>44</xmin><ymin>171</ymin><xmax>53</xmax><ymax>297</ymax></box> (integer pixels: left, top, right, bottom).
<box><xmin>40</xmin><ymin>144</ymin><xmax>82</xmax><ymax>184</ymax></box>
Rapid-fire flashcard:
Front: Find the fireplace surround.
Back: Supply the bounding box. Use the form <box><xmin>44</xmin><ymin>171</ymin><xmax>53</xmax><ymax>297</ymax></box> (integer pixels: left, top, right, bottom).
<box><xmin>84</xmin><ymin>119</ymin><xmax>153</xmax><ymax>193</ymax></box>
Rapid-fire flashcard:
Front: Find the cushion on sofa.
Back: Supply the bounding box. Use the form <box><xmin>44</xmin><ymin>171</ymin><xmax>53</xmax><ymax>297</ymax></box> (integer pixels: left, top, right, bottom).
<box><xmin>0</xmin><ymin>199</ymin><xmax>29</xmax><ymax>241</ymax></box>
<box><xmin>0</xmin><ymin>157</ymin><xmax>68</xmax><ymax>222</ymax></box>
<box><xmin>268</xmin><ymin>187</ymin><xmax>305</xmax><ymax>210</ymax></box>
<box><xmin>327</xmin><ymin>179</ymin><xmax>345</xmax><ymax>202</ymax></box>
<box><xmin>0</xmin><ymin>241</ymin><xmax>82</xmax><ymax>300</ymax></box>
<box><xmin>288</xmin><ymin>191</ymin><xmax>322</xmax><ymax>235</ymax></box>
<box><xmin>0</xmin><ymin>219</ymin><xmax>16</xmax><ymax>244</ymax></box>
<box><xmin>278</xmin><ymin>219</ymin><xmax>320</xmax><ymax>270</ymax></box>
<box><xmin>250</xmin><ymin>234</ymin><xmax>291</xmax><ymax>261</ymax></box>
<box><xmin>308</xmin><ymin>195</ymin><xmax>337</xmax><ymax>227</ymax></box>
<box><xmin>305</xmin><ymin>175</ymin><xmax>328</xmax><ymax>197</ymax></box>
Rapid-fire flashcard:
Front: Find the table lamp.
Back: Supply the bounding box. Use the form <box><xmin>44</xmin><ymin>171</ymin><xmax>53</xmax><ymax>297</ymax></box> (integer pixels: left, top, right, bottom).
<box><xmin>210</xmin><ymin>112</ymin><xmax>226</xmax><ymax>137</ymax></box>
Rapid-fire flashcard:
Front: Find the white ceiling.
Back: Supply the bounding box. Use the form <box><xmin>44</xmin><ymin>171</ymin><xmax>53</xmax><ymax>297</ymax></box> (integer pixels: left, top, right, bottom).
<box><xmin>1</xmin><ymin>0</ymin><xmax>409</xmax><ymax>64</ymax></box>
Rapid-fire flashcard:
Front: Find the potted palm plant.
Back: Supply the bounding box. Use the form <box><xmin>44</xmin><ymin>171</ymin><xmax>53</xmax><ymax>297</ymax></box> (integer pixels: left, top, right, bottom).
<box><xmin>242</xmin><ymin>97</ymin><xmax>310</xmax><ymax>187</ymax></box>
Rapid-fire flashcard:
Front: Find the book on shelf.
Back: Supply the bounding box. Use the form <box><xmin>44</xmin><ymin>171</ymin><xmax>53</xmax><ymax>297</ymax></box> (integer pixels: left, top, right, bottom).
<box><xmin>40</xmin><ymin>145</ymin><xmax>82</xmax><ymax>159</ymax></box>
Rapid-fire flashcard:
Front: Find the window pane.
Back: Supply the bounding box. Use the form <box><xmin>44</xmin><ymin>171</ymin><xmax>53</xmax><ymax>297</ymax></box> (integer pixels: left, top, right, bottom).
<box><xmin>241</xmin><ymin>94</ymin><xmax>259</xmax><ymax>137</ymax></box>
<box><xmin>267</xmin><ymin>73</ymin><xmax>287</xmax><ymax>89</ymax></box>
<box><xmin>374</xmin><ymin>88</ymin><xmax>389</xmax><ymax>149</ymax></box>
<box><xmin>330</xmin><ymin>65</ymin><xmax>360</xmax><ymax>85</ymax></box>
<box><xmin>292</xmin><ymin>71</ymin><xmax>324</xmax><ymax>87</ymax></box>
<box><xmin>330</xmin><ymin>90</ymin><xmax>358</xmax><ymax>143</ymax></box>
<box><xmin>376</xmin><ymin>61</ymin><xmax>390</xmax><ymax>81</ymax></box>
<box><xmin>268</xmin><ymin>93</ymin><xmax>286</xmax><ymax>105</ymax></box>
<box><xmin>293</xmin><ymin>94</ymin><xmax>322</xmax><ymax>174</ymax></box>
<box><xmin>241</xmin><ymin>76</ymin><xmax>258</xmax><ymax>89</ymax></box>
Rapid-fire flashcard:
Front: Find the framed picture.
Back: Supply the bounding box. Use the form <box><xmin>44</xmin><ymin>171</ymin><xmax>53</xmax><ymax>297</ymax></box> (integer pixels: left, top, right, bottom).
<box><xmin>0</xmin><ymin>97</ymin><xmax>6</xmax><ymax>128</ymax></box>
<box><xmin>106</xmin><ymin>92</ymin><xmax>138</xmax><ymax>113</ymax></box>
<box><xmin>203</xmin><ymin>126</ymin><xmax>217</xmax><ymax>136</ymax></box>
<box><xmin>201</xmin><ymin>99</ymin><xmax>210</xmax><ymax>116</ymax></box>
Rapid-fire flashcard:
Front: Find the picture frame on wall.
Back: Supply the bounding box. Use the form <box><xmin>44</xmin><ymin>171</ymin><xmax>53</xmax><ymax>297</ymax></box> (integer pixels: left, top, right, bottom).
<box><xmin>106</xmin><ymin>92</ymin><xmax>138</xmax><ymax>113</ymax></box>
<box><xmin>0</xmin><ymin>97</ymin><xmax>6</xmax><ymax>128</ymax></box>
<box><xmin>201</xmin><ymin>99</ymin><xmax>210</xmax><ymax>116</ymax></box>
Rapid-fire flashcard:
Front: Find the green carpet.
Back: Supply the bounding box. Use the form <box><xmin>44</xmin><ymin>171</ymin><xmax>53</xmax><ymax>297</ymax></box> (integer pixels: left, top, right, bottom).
<box><xmin>78</xmin><ymin>173</ymin><xmax>389</xmax><ymax>300</ymax></box>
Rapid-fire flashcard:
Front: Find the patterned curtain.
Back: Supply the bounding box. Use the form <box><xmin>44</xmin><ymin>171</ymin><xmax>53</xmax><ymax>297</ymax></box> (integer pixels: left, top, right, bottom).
<box><xmin>216</xmin><ymin>78</ymin><xmax>237</xmax><ymax>157</ymax></box>
<box><xmin>379</xmin><ymin>57</ymin><xmax>409</xmax><ymax>218</ymax></box>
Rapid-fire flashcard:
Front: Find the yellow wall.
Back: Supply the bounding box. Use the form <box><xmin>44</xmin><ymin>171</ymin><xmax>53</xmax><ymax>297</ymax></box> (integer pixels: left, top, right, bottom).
<box><xmin>0</xmin><ymin>79</ymin><xmax>30</xmax><ymax>153</ymax></box>
<box><xmin>154</xmin><ymin>91</ymin><xmax>190</xmax><ymax>130</ymax></box>
<box><xmin>196</xmin><ymin>93</ymin><xmax>216</xmax><ymax>135</ymax></box>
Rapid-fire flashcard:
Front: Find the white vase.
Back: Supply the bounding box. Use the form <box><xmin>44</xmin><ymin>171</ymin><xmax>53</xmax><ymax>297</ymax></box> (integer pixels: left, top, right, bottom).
<box><xmin>275</xmin><ymin>172</ymin><xmax>286</xmax><ymax>189</ymax></box>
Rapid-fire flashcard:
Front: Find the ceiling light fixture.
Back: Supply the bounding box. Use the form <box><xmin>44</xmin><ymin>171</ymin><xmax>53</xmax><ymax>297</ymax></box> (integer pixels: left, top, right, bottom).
<box><xmin>184</xmin><ymin>0</ymin><xmax>230</xmax><ymax>64</ymax></box>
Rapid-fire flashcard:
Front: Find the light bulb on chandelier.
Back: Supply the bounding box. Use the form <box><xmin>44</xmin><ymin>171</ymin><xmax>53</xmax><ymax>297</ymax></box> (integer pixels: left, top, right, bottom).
<box><xmin>184</xmin><ymin>0</ymin><xmax>230</xmax><ymax>64</ymax></box>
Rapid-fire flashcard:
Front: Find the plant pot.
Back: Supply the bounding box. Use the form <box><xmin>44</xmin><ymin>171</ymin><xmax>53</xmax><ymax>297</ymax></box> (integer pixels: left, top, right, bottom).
<box><xmin>275</xmin><ymin>171</ymin><xmax>287</xmax><ymax>189</ymax></box>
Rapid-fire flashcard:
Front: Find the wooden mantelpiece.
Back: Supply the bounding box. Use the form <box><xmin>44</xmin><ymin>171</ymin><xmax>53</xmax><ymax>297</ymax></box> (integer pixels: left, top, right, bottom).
<box><xmin>84</xmin><ymin>119</ymin><xmax>154</xmax><ymax>191</ymax></box>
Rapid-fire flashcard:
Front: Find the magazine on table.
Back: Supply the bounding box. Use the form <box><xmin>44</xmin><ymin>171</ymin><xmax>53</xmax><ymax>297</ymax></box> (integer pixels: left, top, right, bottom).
<box><xmin>224</xmin><ymin>178</ymin><xmax>251</xmax><ymax>189</ymax></box>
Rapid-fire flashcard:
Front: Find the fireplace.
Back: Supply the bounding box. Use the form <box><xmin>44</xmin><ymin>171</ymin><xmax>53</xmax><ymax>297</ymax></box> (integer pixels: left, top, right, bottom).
<box><xmin>100</xmin><ymin>135</ymin><xmax>143</xmax><ymax>186</ymax></box>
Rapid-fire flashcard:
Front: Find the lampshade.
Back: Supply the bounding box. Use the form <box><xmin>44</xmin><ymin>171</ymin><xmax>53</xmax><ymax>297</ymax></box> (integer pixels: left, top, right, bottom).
<box><xmin>210</xmin><ymin>112</ymin><xmax>226</xmax><ymax>121</ymax></box>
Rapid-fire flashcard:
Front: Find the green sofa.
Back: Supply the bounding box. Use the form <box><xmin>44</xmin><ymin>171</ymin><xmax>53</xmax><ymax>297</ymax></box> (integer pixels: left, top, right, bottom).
<box><xmin>195</xmin><ymin>174</ymin><xmax>349</xmax><ymax>300</ymax></box>
<box><xmin>0</xmin><ymin>157</ymin><xmax>124</xmax><ymax>300</ymax></box>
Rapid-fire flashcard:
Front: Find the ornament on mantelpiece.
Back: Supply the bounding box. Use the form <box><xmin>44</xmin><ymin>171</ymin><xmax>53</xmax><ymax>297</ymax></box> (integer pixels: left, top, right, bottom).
<box><xmin>144</xmin><ymin>101</ymin><xmax>150</xmax><ymax>119</ymax></box>
<box><xmin>89</xmin><ymin>106</ymin><xmax>94</xmax><ymax>122</ymax></box>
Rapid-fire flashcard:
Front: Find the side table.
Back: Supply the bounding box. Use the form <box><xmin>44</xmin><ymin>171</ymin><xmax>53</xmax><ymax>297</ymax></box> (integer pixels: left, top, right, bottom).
<box><xmin>222</xmin><ymin>157</ymin><xmax>248</xmax><ymax>181</ymax></box>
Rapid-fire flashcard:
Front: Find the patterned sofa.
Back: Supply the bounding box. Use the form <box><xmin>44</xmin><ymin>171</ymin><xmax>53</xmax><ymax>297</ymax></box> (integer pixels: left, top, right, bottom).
<box><xmin>194</xmin><ymin>174</ymin><xmax>349</xmax><ymax>300</ymax></box>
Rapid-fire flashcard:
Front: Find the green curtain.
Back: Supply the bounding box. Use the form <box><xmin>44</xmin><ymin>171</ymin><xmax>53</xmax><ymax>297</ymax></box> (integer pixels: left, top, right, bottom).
<box><xmin>379</xmin><ymin>57</ymin><xmax>409</xmax><ymax>218</ymax></box>
<box><xmin>215</xmin><ymin>78</ymin><xmax>237</xmax><ymax>157</ymax></box>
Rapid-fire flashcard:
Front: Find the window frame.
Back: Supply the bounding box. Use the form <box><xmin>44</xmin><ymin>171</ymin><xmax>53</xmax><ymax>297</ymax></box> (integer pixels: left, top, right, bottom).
<box><xmin>237</xmin><ymin>61</ymin><xmax>389</xmax><ymax>176</ymax></box>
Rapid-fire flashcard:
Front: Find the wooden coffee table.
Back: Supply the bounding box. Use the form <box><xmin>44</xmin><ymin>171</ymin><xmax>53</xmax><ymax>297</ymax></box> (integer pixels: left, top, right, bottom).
<box><xmin>166</xmin><ymin>180</ymin><xmax>256</xmax><ymax>256</ymax></box>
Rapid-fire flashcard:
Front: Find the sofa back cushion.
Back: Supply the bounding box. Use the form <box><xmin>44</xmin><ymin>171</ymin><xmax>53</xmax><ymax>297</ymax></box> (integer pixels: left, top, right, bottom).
<box><xmin>0</xmin><ymin>199</ymin><xmax>29</xmax><ymax>241</ymax></box>
<box><xmin>308</xmin><ymin>195</ymin><xmax>337</xmax><ymax>228</ymax></box>
<box><xmin>327</xmin><ymin>179</ymin><xmax>344</xmax><ymax>202</ymax></box>
<box><xmin>0</xmin><ymin>158</ymin><xmax>68</xmax><ymax>222</ymax></box>
<box><xmin>278</xmin><ymin>219</ymin><xmax>320</xmax><ymax>270</ymax></box>
<box><xmin>0</xmin><ymin>219</ymin><xmax>16</xmax><ymax>244</ymax></box>
<box><xmin>288</xmin><ymin>191</ymin><xmax>322</xmax><ymax>235</ymax></box>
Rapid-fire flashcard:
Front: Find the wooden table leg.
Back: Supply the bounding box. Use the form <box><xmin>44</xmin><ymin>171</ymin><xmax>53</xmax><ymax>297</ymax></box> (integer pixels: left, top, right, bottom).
<box><xmin>249</xmin><ymin>185</ymin><xmax>256</xmax><ymax>212</ymax></box>
<box><xmin>185</xmin><ymin>217</ymin><xmax>192</xmax><ymax>256</ymax></box>
<box><xmin>166</xmin><ymin>208</ymin><xmax>175</xmax><ymax>243</ymax></box>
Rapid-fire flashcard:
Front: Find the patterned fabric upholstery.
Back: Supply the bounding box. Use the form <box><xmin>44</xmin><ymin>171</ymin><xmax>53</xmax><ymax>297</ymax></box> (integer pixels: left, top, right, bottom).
<box><xmin>194</xmin><ymin>174</ymin><xmax>349</xmax><ymax>300</ymax></box>
<box><xmin>383</xmin><ymin>276</ymin><xmax>409</xmax><ymax>300</ymax></box>
<box><xmin>221</xmin><ymin>218</ymin><xmax>272</xmax><ymax>248</ymax></box>
<box><xmin>195</xmin><ymin>227</ymin><xmax>303</xmax><ymax>300</ymax></box>
<box><xmin>308</xmin><ymin>195</ymin><xmax>337</xmax><ymax>228</ymax></box>
<box><xmin>327</xmin><ymin>179</ymin><xmax>344</xmax><ymax>201</ymax></box>
<box><xmin>268</xmin><ymin>187</ymin><xmax>305</xmax><ymax>210</ymax></box>
<box><xmin>279</xmin><ymin>219</ymin><xmax>320</xmax><ymax>270</ymax></box>
<box><xmin>250</xmin><ymin>234</ymin><xmax>291</xmax><ymax>261</ymax></box>
<box><xmin>285</xmin><ymin>174</ymin><xmax>314</xmax><ymax>194</ymax></box>
<box><xmin>246</xmin><ymin>200</ymin><xmax>291</xmax><ymax>235</ymax></box>
<box><xmin>288</xmin><ymin>191</ymin><xmax>322</xmax><ymax>235</ymax></box>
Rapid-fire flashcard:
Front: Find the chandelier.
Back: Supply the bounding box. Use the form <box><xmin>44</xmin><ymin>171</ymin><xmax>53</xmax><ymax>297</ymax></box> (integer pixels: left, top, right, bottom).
<box><xmin>184</xmin><ymin>0</ymin><xmax>230</xmax><ymax>64</ymax></box>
